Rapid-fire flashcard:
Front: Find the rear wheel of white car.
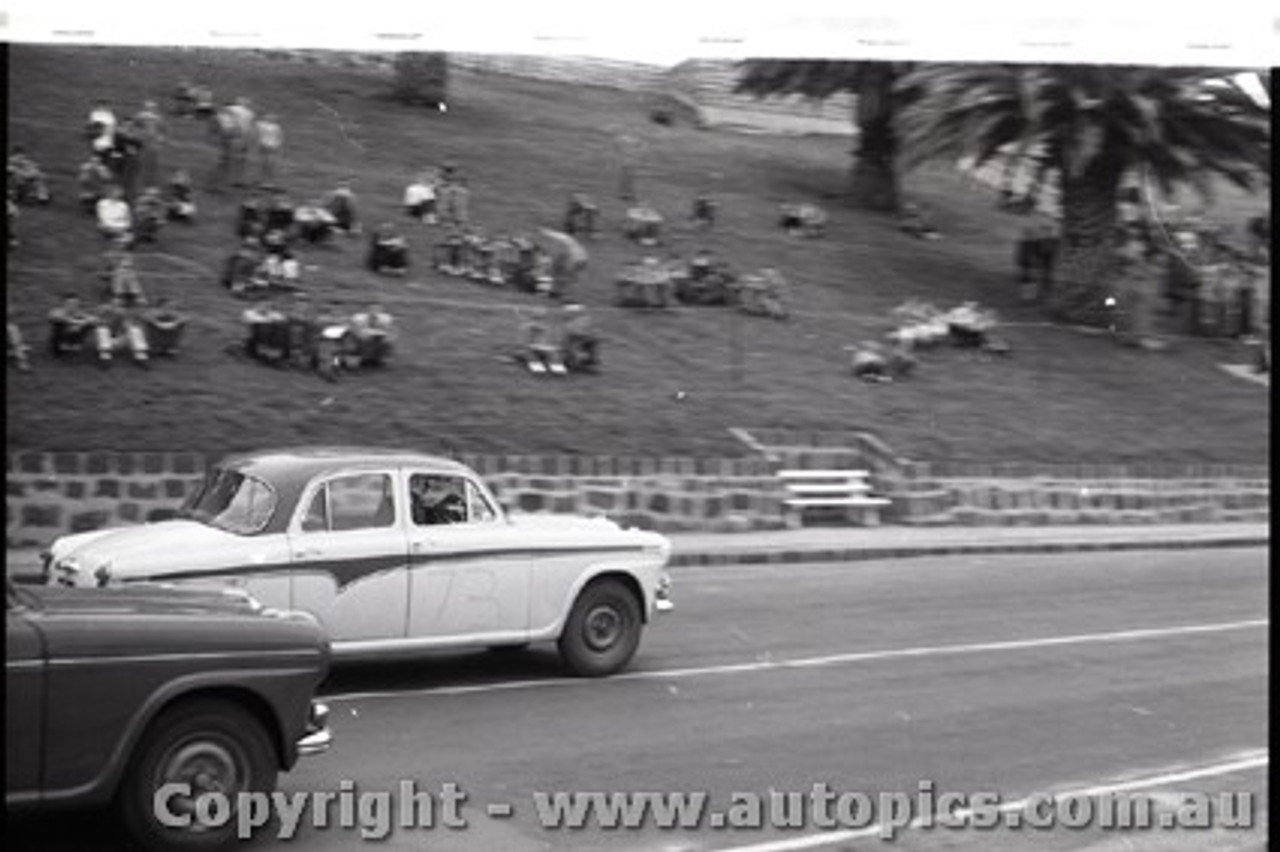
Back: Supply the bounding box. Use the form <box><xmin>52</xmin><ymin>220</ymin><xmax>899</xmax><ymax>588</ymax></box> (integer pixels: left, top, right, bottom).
<box><xmin>117</xmin><ymin>698</ymin><xmax>278</xmax><ymax>852</ymax></box>
<box><xmin>559</xmin><ymin>578</ymin><xmax>642</xmax><ymax>677</ymax></box>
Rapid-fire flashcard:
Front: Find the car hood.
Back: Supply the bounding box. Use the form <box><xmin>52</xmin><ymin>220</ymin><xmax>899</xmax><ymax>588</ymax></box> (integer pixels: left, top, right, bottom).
<box><xmin>19</xmin><ymin>582</ymin><xmax>266</xmax><ymax>619</ymax></box>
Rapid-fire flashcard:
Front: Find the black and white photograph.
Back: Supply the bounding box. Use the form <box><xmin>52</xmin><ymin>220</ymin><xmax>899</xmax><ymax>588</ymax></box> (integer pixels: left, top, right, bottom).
<box><xmin>5</xmin><ymin>4</ymin><xmax>1270</xmax><ymax>850</ymax></box>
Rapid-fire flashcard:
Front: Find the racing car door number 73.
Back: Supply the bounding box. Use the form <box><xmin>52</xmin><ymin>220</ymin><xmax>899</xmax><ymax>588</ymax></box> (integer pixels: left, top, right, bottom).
<box><xmin>404</xmin><ymin>472</ymin><xmax>531</xmax><ymax>642</ymax></box>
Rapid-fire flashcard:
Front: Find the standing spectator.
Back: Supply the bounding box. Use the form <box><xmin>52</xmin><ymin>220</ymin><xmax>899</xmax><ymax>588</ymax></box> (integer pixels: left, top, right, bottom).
<box><xmin>438</xmin><ymin>177</ymin><xmax>471</xmax><ymax>230</ymax></box>
<box><xmin>107</xmin><ymin>253</ymin><xmax>147</xmax><ymax>306</ymax></box>
<box><xmin>77</xmin><ymin>156</ymin><xmax>114</xmax><ymax>214</ymax></box>
<box><xmin>254</xmin><ymin>112</ymin><xmax>284</xmax><ymax>189</ymax></box>
<box><xmin>7</xmin><ymin>298</ymin><xmax>31</xmax><ymax>371</ymax></box>
<box><xmin>111</xmin><ymin>118</ymin><xmax>145</xmax><ymax>202</ymax></box>
<box><xmin>87</xmin><ymin>99</ymin><xmax>117</xmax><ymax>151</ymax></box>
<box><xmin>96</xmin><ymin>186</ymin><xmax>133</xmax><ymax>244</ymax></box>
<box><xmin>142</xmin><ymin>297</ymin><xmax>188</xmax><ymax>357</ymax></box>
<box><xmin>404</xmin><ymin>170</ymin><xmax>438</xmax><ymax>224</ymax></box>
<box><xmin>133</xmin><ymin>187</ymin><xmax>167</xmax><ymax>244</ymax></box>
<box><xmin>690</xmin><ymin>194</ymin><xmax>716</xmax><ymax>230</ymax></box>
<box><xmin>165</xmin><ymin>169</ymin><xmax>197</xmax><ymax>222</ymax></box>
<box><xmin>133</xmin><ymin>100</ymin><xmax>166</xmax><ymax>189</ymax></box>
<box><xmin>208</xmin><ymin>98</ymin><xmax>254</xmax><ymax>191</ymax></box>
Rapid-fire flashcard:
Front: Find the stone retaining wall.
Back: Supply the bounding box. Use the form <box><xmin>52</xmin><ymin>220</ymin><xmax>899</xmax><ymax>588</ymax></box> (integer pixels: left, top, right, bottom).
<box><xmin>6</xmin><ymin>448</ymin><xmax>1268</xmax><ymax>548</ymax></box>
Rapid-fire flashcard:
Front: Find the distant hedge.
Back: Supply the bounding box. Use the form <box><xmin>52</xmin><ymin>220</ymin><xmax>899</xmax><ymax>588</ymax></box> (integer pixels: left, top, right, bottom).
<box><xmin>393</xmin><ymin>52</ymin><xmax>448</xmax><ymax>107</ymax></box>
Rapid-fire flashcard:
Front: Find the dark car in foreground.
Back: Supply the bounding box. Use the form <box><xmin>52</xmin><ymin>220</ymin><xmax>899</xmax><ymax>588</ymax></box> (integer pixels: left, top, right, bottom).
<box><xmin>6</xmin><ymin>579</ymin><xmax>332</xmax><ymax>851</ymax></box>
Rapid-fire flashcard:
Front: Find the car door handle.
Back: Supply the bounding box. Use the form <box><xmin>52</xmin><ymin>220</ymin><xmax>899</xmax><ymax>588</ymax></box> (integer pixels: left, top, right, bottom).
<box><xmin>411</xmin><ymin>541</ymin><xmax>429</xmax><ymax>553</ymax></box>
<box><xmin>294</xmin><ymin>548</ymin><xmax>322</xmax><ymax>559</ymax></box>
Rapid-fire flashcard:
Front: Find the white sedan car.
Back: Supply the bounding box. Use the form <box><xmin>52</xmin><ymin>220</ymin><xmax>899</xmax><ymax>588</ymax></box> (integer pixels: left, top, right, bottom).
<box><xmin>44</xmin><ymin>447</ymin><xmax>673</xmax><ymax>677</ymax></box>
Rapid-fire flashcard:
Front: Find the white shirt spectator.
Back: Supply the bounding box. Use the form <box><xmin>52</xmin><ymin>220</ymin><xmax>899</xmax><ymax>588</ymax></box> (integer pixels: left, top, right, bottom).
<box><xmin>256</xmin><ymin>118</ymin><xmax>283</xmax><ymax>151</ymax></box>
<box><xmin>96</xmin><ymin>196</ymin><xmax>132</xmax><ymax>234</ymax></box>
<box><xmin>89</xmin><ymin>106</ymin><xmax>117</xmax><ymax>139</ymax></box>
<box><xmin>404</xmin><ymin>180</ymin><xmax>436</xmax><ymax>207</ymax></box>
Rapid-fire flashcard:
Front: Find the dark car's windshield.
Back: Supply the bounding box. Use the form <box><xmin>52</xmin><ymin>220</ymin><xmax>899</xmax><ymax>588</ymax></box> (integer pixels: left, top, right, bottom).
<box><xmin>181</xmin><ymin>468</ymin><xmax>277</xmax><ymax>535</ymax></box>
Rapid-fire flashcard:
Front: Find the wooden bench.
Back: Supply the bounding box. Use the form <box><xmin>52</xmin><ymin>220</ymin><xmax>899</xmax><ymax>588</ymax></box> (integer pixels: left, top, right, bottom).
<box><xmin>777</xmin><ymin>469</ymin><xmax>892</xmax><ymax>528</ymax></box>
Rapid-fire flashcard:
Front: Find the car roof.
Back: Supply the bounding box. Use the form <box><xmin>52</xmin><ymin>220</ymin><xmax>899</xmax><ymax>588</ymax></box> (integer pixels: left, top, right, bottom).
<box><xmin>219</xmin><ymin>447</ymin><xmax>471</xmax><ymax>489</ymax></box>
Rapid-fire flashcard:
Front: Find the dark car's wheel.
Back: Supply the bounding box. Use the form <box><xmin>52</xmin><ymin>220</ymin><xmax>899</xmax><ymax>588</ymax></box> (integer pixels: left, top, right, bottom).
<box><xmin>558</xmin><ymin>578</ymin><xmax>643</xmax><ymax>677</ymax></box>
<box><xmin>117</xmin><ymin>698</ymin><xmax>278</xmax><ymax>852</ymax></box>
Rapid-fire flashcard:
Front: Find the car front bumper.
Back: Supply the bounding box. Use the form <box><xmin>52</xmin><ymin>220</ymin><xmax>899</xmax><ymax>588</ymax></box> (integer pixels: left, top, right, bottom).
<box><xmin>297</xmin><ymin>701</ymin><xmax>333</xmax><ymax>757</ymax></box>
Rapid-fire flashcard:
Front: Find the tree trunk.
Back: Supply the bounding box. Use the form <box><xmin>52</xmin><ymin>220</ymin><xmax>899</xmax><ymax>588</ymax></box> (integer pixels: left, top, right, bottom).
<box><xmin>848</xmin><ymin>64</ymin><xmax>900</xmax><ymax>213</ymax></box>
<box><xmin>1049</xmin><ymin>164</ymin><xmax>1123</xmax><ymax>326</ymax></box>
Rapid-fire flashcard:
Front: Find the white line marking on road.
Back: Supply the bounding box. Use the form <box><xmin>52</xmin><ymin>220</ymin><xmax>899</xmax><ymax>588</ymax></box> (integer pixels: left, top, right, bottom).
<box><xmin>325</xmin><ymin>618</ymin><xmax>1267</xmax><ymax>703</ymax></box>
<box><xmin>712</xmin><ymin>751</ymin><xmax>1269</xmax><ymax>852</ymax></box>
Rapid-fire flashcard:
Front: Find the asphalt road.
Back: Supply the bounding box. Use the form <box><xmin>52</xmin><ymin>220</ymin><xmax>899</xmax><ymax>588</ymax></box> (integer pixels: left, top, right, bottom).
<box><xmin>12</xmin><ymin>548</ymin><xmax>1268</xmax><ymax>851</ymax></box>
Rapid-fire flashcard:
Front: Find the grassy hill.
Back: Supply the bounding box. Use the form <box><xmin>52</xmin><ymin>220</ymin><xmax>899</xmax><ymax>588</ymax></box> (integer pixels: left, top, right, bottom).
<box><xmin>6</xmin><ymin>45</ymin><xmax>1270</xmax><ymax>464</ymax></box>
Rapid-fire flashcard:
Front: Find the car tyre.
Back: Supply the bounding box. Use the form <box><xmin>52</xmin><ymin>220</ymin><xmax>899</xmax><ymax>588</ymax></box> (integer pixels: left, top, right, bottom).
<box><xmin>117</xmin><ymin>698</ymin><xmax>278</xmax><ymax>852</ymax></box>
<box><xmin>558</xmin><ymin>578</ymin><xmax>642</xmax><ymax>677</ymax></box>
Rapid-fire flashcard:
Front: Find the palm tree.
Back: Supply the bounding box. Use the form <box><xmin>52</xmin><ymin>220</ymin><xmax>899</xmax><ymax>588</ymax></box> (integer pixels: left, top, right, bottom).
<box><xmin>735</xmin><ymin>60</ymin><xmax>911</xmax><ymax>212</ymax></box>
<box><xmin>896</xmin><ymin>64</ymin><xmax>1270</xmax><ymax>324</ymax></box>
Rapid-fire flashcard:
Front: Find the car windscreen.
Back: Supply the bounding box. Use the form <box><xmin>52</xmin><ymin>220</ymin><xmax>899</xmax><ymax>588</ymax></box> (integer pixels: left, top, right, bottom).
<box><xmin>181</xmin><ymin>468</ymin><xmax>277</xmax><ymax>535</ymax></box>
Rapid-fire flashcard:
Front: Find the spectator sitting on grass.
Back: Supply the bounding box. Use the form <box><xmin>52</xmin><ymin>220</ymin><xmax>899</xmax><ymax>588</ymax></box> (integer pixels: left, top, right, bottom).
<box><xmin>563</xmin><ymin>193</ymin><xmax>599</xmax><ymax>239</ymax></box>
<box><xmin>48</xmin><ymin>294</ymin><xmax>101</xmax><ymax>359</ymax></box>
<box><xmin>222</xmin><ymin>236</ymin><xmax>268</xmax><ymax>296</ymax></box>
<box><xmin>242</xmin><ymin>297</ymin><xmax>290</xmax><ymax>364</ymax></box>
<box><xmin>323</xmin><ymin>181</ymin><xmax>361</xmax><ymax>236</ymax></box>
<box><xmin>165</xmin><ymin>169</ymin><xmax>197</xmax><ymax>222</ymax></box>
<box><xmin>367</xmin><ymin>222</ymin><xmax>410</xmax><ymax>276</ymax></box>
<box><xmin>265</xmin><ymin>189</ymin><xmax>296</xmax><ymax>235</ymax></box>
<box><xmin>350</xmin><ymin>302</ymin><xmax>396</xmax><ymax>367</ymax></box>
<box><xmin>404</xmin><ymin>170</ymin><xmax>439</xmax><ymax>224</ymax></box>
<box><xmin>561</xmin><ymin>302</ymin><xmax>600</xmax><ymax>372</ymax></box>
<box><xmin>293</xmin><ymin>201</ymin><xmax>337</xmax><ymax>246</ymax></box>
<box><xmin>142</xmin><ymin>297</ymin><xmax>188</xmax><ymax>357</ymax></box>
<box><xmin>8</xmin><ymin>147</ymin><xmax>52</xmax><ymax>205</ymax></box>
<box><xmin>95</xmin><ymin>295</ymin><xmax>150</xmax><ymax>369</ymax></box>
<box><xmin>518</xmin><ymin>307</ymin><xmax>565</xmax><ymax>374</ymax></box>
<box><xmin>778</xmin><ymin>202</ymin><xmax>827</xmax><ymax>238</ymax></box>
<box><xmin>898</xmin><ymin>203</ymin><xmax>941</xmax><ymax>240</ymax></box>
<box><xmin>96</xmin><ymin>186</ymin><xmax>132</xmax><ymax>244</ymax></box>
<box><xmin>623</xmin><ymin>203</ymin><xmax>663</xmax><ymax>246</ymax></box>
<box><xmin>261</xmin><ymin>229</ymin><xmax>301</xmax><ymax>289</ymax></box>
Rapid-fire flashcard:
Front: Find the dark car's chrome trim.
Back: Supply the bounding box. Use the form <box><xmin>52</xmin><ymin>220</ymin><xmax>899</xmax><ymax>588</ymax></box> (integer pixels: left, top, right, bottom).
<box><xmin>46</xmin><ymin>650</ymin><xmax>325</xmax><ymax>668</ymax></box>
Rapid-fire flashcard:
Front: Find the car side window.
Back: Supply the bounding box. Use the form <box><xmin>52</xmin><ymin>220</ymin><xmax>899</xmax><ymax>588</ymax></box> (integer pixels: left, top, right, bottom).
<box><xmin>409</xmin><ymin>474</ymin><xmax>469</xmax><ymax>526</ymax></box>
<box><xmin>301</xmin><ymin>473</ymin><xmax>395</xmax><ymax>533</ymax></box>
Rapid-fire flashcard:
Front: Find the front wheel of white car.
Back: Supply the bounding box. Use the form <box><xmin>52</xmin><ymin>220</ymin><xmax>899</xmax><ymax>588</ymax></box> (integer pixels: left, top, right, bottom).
<box><xmin>558</xmin><ymin>578</ymin><xmax>642</xmax><ymax>677</ymax></box>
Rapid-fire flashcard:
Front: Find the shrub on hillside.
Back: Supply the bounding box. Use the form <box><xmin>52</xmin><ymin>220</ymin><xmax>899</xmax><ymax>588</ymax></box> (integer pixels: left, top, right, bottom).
<box><xmin>394</xmin><ymin>52</ymin><xmax>449</xmax><ymax>108</ymax></box>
